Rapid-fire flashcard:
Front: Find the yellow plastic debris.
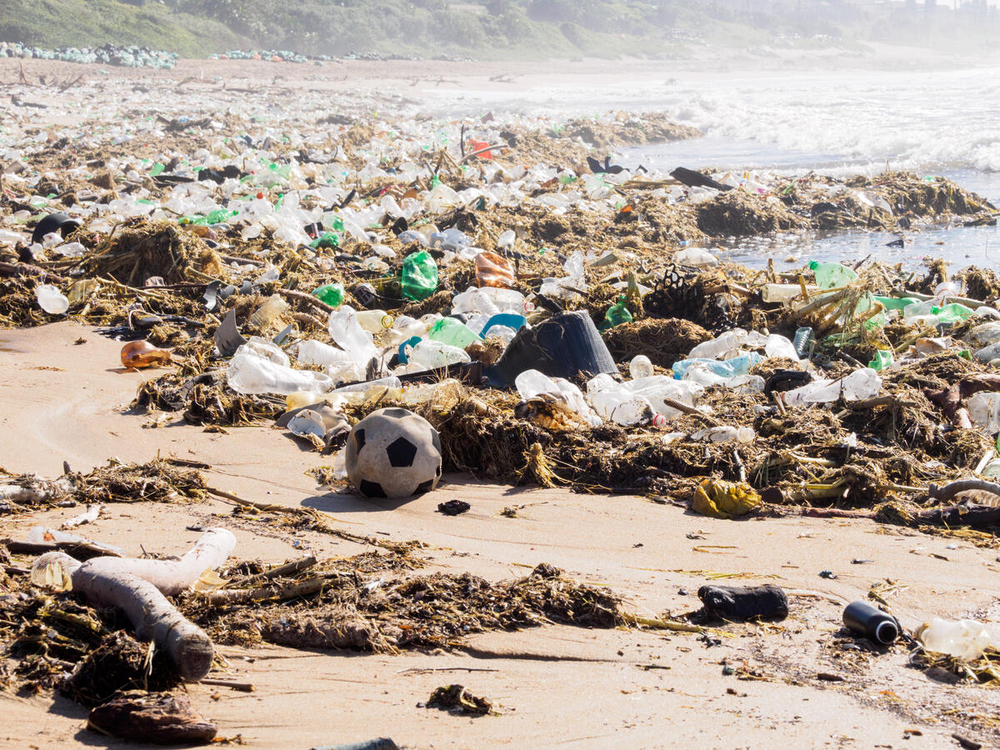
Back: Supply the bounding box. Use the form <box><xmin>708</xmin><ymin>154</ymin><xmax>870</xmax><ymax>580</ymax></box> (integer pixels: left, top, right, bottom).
<box><xmin>692</xmin><ymin>478</ymin><xmax>761</xmax><ymax>519</ymax></box>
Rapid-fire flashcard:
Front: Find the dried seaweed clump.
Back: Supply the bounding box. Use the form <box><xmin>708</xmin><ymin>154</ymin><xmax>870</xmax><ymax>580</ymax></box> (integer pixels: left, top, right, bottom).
<box><xmin>697</xmin><ymin>190</ymin><xmax>807</xmax><ymax>237</ymax></box>
<box><xmin>602</xmin><ymin>317</ymin><xmax>711</xmax><ymax>368</ymax></box>
<box><xmin>74</xmin><ymin>459</ymin><xmax>208</xmax><ymax>504</ymax></box>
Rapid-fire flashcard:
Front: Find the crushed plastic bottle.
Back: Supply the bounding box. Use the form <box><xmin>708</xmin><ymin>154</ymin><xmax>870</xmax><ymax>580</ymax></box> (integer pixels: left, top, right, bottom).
<box><xmin>401</xmin><ymin>250</ymin><xmax>438</xmax><ymax>301</ymax></box>
<box><xmin>120</xmin><ymin>341</ymin><xmax>172</xmax><ymax>369</ymax></box>
<box><xmin>227</xmin><ymin>349</ymin><xmax>333</xmax><ymax>396</ymax></box>
<box><xmin>328</xmin><ymin>306</ymin><xmax>378</xmax><ymax>362</ymax></box>
<box><xmin>515</xmin><ymin>369</ymin><xmax>600</xmax><ymax>426</ymax></box>
<box><xmin>404</xmin><ymin>339</ymin><xmax>471</xmax><ymax>370</ymax></box>
<box><xmin>312</xmin><ymin>283</ymin><xmax>345</xmax><ymax>308</ymax></box>
<box><xmin>602</xmin><ymin>296</ymin><xmax>633</xmax><ymax>329</ymax></box>
<box><xmin>917</xmin><ymin>617</ymin><xmax>992</xmax><ymax>661</ymax></box>
<box><xmin>296</xmin><ymin>339</ymin><xmax>355</xmax><ymax>368</ymax></box>
<box><xmin>248</xmin><ymin>294</ymin><xmax>289</xmax><ymax>330</ymax></box>
<box><xmin>475</xmin><ymin>251</ymin><xmax>516</xmax><ymax>288</ymax></box>
<box><xmin>783</xmin><ymin>368</ymin><xmax>881</xmax><ymax>406</ymax></box>
<box><xmin>428</xmin><ymin>317</ymin><xmax>480</xmax><ymax>349</ymax></box>
<box><xmin>586</xmin><ymin>374</ymin><xmax>654</xmax><ymax>426</ymax></box>
<box><xmin>809</xmin><ymin>260</ymin><xmax>858</xmax><ymax>289</ymax></box>
<box><xmin>673</xmin><ymin>353</ymin><xmax>764</xmax><ymax>380</ymax></box>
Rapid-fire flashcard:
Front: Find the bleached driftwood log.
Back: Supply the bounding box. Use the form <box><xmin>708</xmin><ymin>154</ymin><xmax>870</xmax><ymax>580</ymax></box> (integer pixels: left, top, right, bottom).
<box><xmin>32</xmin><ymin>529</ymin><xmax>235</xmax><ymax>681</ymax></box>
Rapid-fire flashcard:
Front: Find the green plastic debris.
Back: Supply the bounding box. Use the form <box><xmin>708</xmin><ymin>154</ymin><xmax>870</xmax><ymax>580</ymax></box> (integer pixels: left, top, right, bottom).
<box><xmin>205</xmin><ymin>209</ymin><xmax>237</xmax><ymax>225</ymax></box>
<box><xmin>428</xmin><ymin>317</ymin><xmax>479</xmax><ymax>348</ymax></box>
<box><xmin>809</xmin><ymin>260</ymin><xmax>858</xmax><ymax>289</ymax></box>
<box><xmin>401</xmin><ymin>250</ymin><xmax>438</xmax><ymax>302</ymax></box>
<box><xmin>932</xmin><ymin>303</ymin><xmax>975</xmax><ymax>324</ymax></box>
<box><xmin>310</xmin><ymin>232</ymin><xmax>340</xmax><ymax>249</ymax></box>
<box><xmin>312</xmin><ymin>283</ymin><xmax>345</xmax><ymax>308</ymax></box>
<box><xmin>150</xmin><ymin>162</ymin><xmax>165</xmax><ymax>177</ymax></box>
<box><xmin>874</xmin><ymin>295</ymin><xmax>917</xmax><ymax>311</ymax></box>
<box><xmin>601</xmin><ymin>296</ymin><xmax>633</xmax><ymax>330</ymax></box>
<box><xmin>868</xmin><ymin>350</ymin><xmax>894</xmax><ymax>371</ymax></box>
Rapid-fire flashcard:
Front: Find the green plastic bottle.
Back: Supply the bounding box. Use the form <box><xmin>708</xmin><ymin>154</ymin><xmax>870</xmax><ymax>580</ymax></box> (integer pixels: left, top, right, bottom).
<box><xmin>310</xmin><ymin>231</ymin><xmax>340</xmax><ymax>249</ymax></box>
<box><xmin>401</xmin><ymin>250</ymin><xmax>438</xmax><ymax>302</ymax></box>
<box><xmin>933</xmin><ymin>303</ymin><xmax>974</xmax><ymax>325</ymax></box>
<box><xmin>868</xmin><ymin>350</ymin><xmax>894</xmax><ymax>371</ymax></box>
<box><xmin>312</xmin><ymin>283</ymin><xmax>345</xmax><ymax>308</ymax></box>
<box><xmin>428</xmin><ymin>317</ymin><xmax>480</xmax><ymax>349</ymax></box>
<box><xmin>603</xmin><ymin>296</ymin><xmax>633</xmax><ymax>329</ymax></box>
<box><xmin>809</xmin><ymin>260</ymin><xmax>858</xmax><ymax>289</ymax></box>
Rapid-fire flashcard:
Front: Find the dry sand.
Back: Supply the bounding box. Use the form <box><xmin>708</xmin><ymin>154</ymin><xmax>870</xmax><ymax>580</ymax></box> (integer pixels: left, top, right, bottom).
<box><xmin>3</xmin><ymin>321</ymin><xmax>1000</xmax><ymax>749</ymax></box>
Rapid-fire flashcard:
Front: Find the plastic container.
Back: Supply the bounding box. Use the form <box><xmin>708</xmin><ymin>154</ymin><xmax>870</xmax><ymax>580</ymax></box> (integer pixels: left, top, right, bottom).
<box><xmin>792</xmin><ymin>327</ymin><xmax>815</xmax><ymax>359</ymax></box>
<box><xmin>405</xmin><ymin>339</ymin><xmax>471</xmax><ymax>370</ymax></box>
<box><xmin>355</xmin><ymin>310</ymin><xmax>394</xmax><ymax>332</ymax></box>
<box><xmin>917</xmin><ymin>617</ymin><xmax>992</xmax><ymax>661</ymax></box>
<box><xmin>629</xmin><ymin>355</ymin><xmax>654</xmax><ymax>379</ymax></box>
<box><xmin>248</xmin><ymin>294</ymin><xmax>289</xmax><ymax>330</ymax></box>
<box><xmin>673</xmin><ymin>353</ymin><xmax>764</xmax><ymax>380</ymax></box>
<box><xmin>603</xmin><ymin>296</ymin><xmax>633</xmax><ymax>329</ymax></box>
<box><xmin>783</xmin><ymin>368</ymin><xmax>881</xmax><ymax>406</ymax></box>
<box><xmin>120</xmin><ymin>340</ymin><xmax>172</xmax><ymax>369</ymax></box>
<box><xmin>312</xmin><ymin>283</ymin><xmax>345</xmax><ymax>308</ymax></box>
<box><xmin>843</xmin><ymin>601</ymin><xmax>900</xmax><ymax>645</ymax></box>
<box><xmin>475</xmin><ymin>251</ymin><xmax>516</xmax><ymax>288</ymax></box>
<box><xmin>227</xmin><ymin>351</ymin><xmax>333</xmax><ymax>396</ymax></box>
<box><xmin>762</xmin><ymin>283</ymin><xmax>819</xmax><ymax>303</ymax></box>
<box><xmin>488</xmin><ymin>311</ymin><xmax>618</xmax><ymax>387</ymax></box>
<box><xmin>36</xmin><ymin>284</ymin><xmax>69</xmax><ymax>315</ymax></box>
<box><xmin>428</xmin><ymin>317</ymin><xmax>480</xmax><ymax>349</ymax></box>
<box><xmin>810</xmin><ymin>260</ymin><xmax>858</xmax><ymax>289</ymax></box>
<box><xmin>296</xmin><ymin>340</ymin><xmax>354</xmax><ymax>368</ymax></box>
<box><xmin>328</xmin><ymin>306</ymin><xmax>378</xmax><ymax>361</ymax></box>
<box><xmin>401</xmin><ymin>249</ymin><xmax>438</xmax><ymax>301</ymax></box>
<box><xmin>586</xmin><ymin>374</ymin><xmax>654</xmax><ymax>425</ymax></box>
<box><xmin>688</xmin><ymin>330</ymin><xmax>747</xmax><ymax>360</ymax></box>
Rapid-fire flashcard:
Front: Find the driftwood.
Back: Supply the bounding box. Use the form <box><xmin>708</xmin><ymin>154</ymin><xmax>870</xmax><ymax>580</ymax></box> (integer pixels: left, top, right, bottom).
<box><xmin>32</xmin><ymin>529</ymin><xmax>235</xmax><ymax>681</ymax></box>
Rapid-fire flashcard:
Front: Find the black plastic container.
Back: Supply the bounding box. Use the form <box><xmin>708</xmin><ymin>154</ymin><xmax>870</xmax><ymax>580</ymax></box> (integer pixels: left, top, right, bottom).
<box><xmin>486</xmin><ymin>310</ymin><xmax>617</xmax><ymax>387</ymax></box>
<box><xmin>843</xmin><ymin>601</ymin><xmax>899</xmax><ymax>644</ymax></box>
<box><xmin>31</xmin><ymin>212</ymin><xmax>82</xmax><ymax>245</ymax></box>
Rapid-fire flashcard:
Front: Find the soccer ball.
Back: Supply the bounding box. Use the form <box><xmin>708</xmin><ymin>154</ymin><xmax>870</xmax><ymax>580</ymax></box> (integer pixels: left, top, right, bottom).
<box><xmin>345</xmin><ymin>407</ymin><xmax>443</xmax><ymax>498</ymax></box>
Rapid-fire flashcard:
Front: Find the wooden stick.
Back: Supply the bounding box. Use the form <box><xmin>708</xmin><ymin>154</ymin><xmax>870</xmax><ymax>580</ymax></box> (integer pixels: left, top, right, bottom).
<box><xmin>277</xmin><ymin>287</ymin><xmax>334</xmax><ymax>314</ymax></box>
<box><xmin>243</xmin><ymin>556</ymin><xmax>317</xmax><ymax>584</ymax></box>
<box><xmin>661</xmin><ymin>398</ymin><xmax>720</xmax><ymax>426</ymax></box>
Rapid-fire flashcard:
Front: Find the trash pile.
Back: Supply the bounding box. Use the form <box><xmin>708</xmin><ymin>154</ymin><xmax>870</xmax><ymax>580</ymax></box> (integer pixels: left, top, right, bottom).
<box><xmin>0</xmin><ymin>42</ymin><xmax>178</xmax><ymax>69</ymax></box>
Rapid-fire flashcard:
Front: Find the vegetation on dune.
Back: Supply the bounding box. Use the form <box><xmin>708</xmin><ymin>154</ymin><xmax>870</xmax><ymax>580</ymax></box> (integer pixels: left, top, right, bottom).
<box><xmin>0</xmin><ymin>0</ymin><xmax>996</xmax><ymax>60</ymax></box>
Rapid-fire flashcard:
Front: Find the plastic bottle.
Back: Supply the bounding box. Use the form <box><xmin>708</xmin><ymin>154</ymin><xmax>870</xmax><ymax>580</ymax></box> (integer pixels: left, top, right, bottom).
<box><xmin>312</xmin><ymin>283</ymin><xmax>345</xmax><ymax>308</ymax></box>
<box><xmin>762</xmin><ymin>283</ymin><xmax>821</xmax><ymax>303</ymax></box>
<box><xmin>328</xmin><ymin>306</ymin><xmax>378</xmax><ymax>362</ymax></box>
<box><xmin>428</xmin><ymin>317</ymin><xmax>480</xmax><ymax>349</ymax></box>
<box><xmin>629</xmin><ymin>355</ymin><xmax>654</xmax><ymax>379</ymax></box>
<box><xmin>475</xmin><ymin>251</ymin><xmax>516</xmax><ymax>288</ymax></box>
<box><xmin>621</xmin><ymin>376</ymin><xmax>706</xmax><ymax>417</ymax></box>
<box><xmin>248</xmin><ymin>294</ymin><xmax>289</xmax><ymax>330</ymax></box>
<box><xmin>296</xmin><ymin>340</ymin><xmax>354</xmax><ymax>368</ymax></box>
<box><xmin>404</xmin><ymin>339</ymin><xmax>471</xmax><ymax>370</ymax></box>
<box><xmin>843</xmin><ymin>601</ymin><xmax>900</xmax><ymax>645</ymax></box>
<box><xmin>967</xmin><ymin>392</ymin><xmax>1000</xmax><ymax>434</ymax></box>
<box><xmin>603</xmin><ymin>296</ymin><xmax>633</xmax><ymax>329</ymax></box>
<box><xmin>917</xmin><ymin>617</ymin><xmax>992</xmax><ymax>661</ymax></box>
<box><xmin>809</xmin><ymin>260</ymin><xmax>858</xmax><ymax>289</ymax></box>
<box><xmin>227</xmin><ymin>351</ymin><xmax>334</xmax><ymax>396</ymax></box>
<box><xmin>121</xmin><ymin>340</ymin><xmax>172</xmax><ymax>369</ymax></box>
<box><xmin>792</xmin><ymin>327</ymin><xmax>815</xmax><ymax>359</ymax></box>
<box><xmin>673</xmin><ymin>353</ymin><xmax>764</xmax><ymax>380</ymax></box>
<box><xmin>497</xmin><ymin>229</ymin><xmax>516</xmax><ymax>251</ymax></box>
<box><xmin>783</xmin><ymin>368</ymin><xmax>881</xmax><ymax>406</ymax></box>
<box><xmin>36</xmin><ymin>284</ymin><xmax>69</xmax><ymax>314</ymax></box>
<box><xmin>355</xmin><ymin>310</ymin><xmax>394</xmax><ymax>333</ymax></box>
<box><xmin>681</xmin><ymin>365</ymin><xmax>765</xmax><ymax>393</ymax></box>
<box><xmin>688</xmin><ymin>330</ymin><xmax>747</xmax><ymax>360</ymax></box>
<box><xmin>401</xmin><ymin>250</ymin><xmax>438</xmax><ymax>301</ymax></box>
<box><xmin>764</xmin><ymin>334</ymin><xmax>799</xmax><ymax>361</ymax></box>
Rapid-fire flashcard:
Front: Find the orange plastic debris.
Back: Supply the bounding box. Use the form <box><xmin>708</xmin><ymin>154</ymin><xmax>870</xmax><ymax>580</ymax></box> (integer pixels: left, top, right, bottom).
<box><xmin>121</xmin><ymin>341</ymin><xmax>172</xmax><ymax>369</ymax></box>
<box><xmin>475</xmin><ymin>251</ymin><xmax>516</xmax><ymax>288</ymax></box>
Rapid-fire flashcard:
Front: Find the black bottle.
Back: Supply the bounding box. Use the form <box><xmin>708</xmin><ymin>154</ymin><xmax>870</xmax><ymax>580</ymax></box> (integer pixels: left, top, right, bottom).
<box><xmin>843</xmin><ymin>600</ymin><xmax>900</xmax><ymax>644</ymax></box>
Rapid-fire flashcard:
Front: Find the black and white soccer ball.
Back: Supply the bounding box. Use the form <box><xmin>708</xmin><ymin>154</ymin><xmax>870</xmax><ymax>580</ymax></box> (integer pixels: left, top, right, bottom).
<box><xmin>345</xmin><ymin>407</ymin><xmax>443</xmax><ymax>498</ymax></box>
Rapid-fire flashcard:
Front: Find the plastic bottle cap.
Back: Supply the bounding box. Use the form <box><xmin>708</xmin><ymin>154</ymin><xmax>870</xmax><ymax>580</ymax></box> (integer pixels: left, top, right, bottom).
<box><xmin>808</xmin><ymin>260</ymin><xmax>819</xmax><ymax>270</ymax></box>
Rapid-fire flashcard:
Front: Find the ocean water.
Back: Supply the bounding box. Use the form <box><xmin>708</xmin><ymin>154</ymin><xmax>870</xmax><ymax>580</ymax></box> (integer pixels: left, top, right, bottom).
<box><xmin>440</xmin><ymin>66</ymin><xmax>1000</xmax><ymax>270</ymax></box>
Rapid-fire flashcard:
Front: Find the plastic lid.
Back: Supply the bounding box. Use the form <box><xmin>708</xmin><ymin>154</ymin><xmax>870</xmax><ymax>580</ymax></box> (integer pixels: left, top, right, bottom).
<box><xmin>808</xmin><ymin>260</ymin><xmax>819</xmax><ymax>270</ymax></box>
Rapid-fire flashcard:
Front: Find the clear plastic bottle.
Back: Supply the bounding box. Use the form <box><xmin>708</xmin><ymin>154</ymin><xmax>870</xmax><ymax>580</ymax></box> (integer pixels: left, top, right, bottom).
<box><xmin>783</xmin><ymin>368</ymin><xmax>881</xmax><ymax>406</ymax></box>
<box><xmin>673</xmin><ymin>353</ymin><xmax>764</xmax><ymax>380</ymax></box>
<box><xmin>688</xmin><ymin>330</ymin><xmax>747</xmax><ymax>360</ymax></box>
<box><xmin>809</xmin><ymin>260</ymin><xmax>858</xmax><ymax>289</ymax></box>
<box><xmin>248</xmin><ymin>293</ymin><xmax>289</xmax><ymax>329</ymax></box>
<box><xmin>227</xmin><ymin>351</ymin><xmax>334</xmax><ymax>395</ymax></box>
<box><xmin>355</xmin><ymin>310</ymin><xmax>394</xmax><ymax>333</ymax></box>
<box><xmin>405</xmin><ymin>339</ymin><xmax>471</xmax><ymax>370</ymax></box>
<box><xmin>327</xmin><ymin>306</ymin><xmax>378</xmax><ymax>361</ymax></box>
<box><xmin>296</xmin><ymin>339</ymin><xmax>354</xmax><ymax>368</ymax></box>
<box><xmin>629</xmin><ymin>355</ymin><xmax>654</xmax><ymax>379</ymax></box>
<box><xmin>793</xmin><ymin>327</ymin><xmax>815</xmax><ymax>359</ymax></box>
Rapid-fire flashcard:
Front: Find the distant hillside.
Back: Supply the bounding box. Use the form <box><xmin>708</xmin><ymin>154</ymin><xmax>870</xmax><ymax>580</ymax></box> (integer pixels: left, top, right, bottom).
<box><xmin>0</xmin><ymin>0</ymin><xmax>997</xmax><ymax>61</ymax></box>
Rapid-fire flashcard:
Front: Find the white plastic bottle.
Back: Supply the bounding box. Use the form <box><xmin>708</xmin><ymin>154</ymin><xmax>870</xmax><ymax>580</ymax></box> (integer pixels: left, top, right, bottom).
<box><xmin>328</xmin><ymin>306</ymin><xmax>378</xmax><ymax>361</ymax></box>
<box><xmin>918</xmin><ymin>618</ymin><xmax>992</xmax><ymax>661</ymax></box>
